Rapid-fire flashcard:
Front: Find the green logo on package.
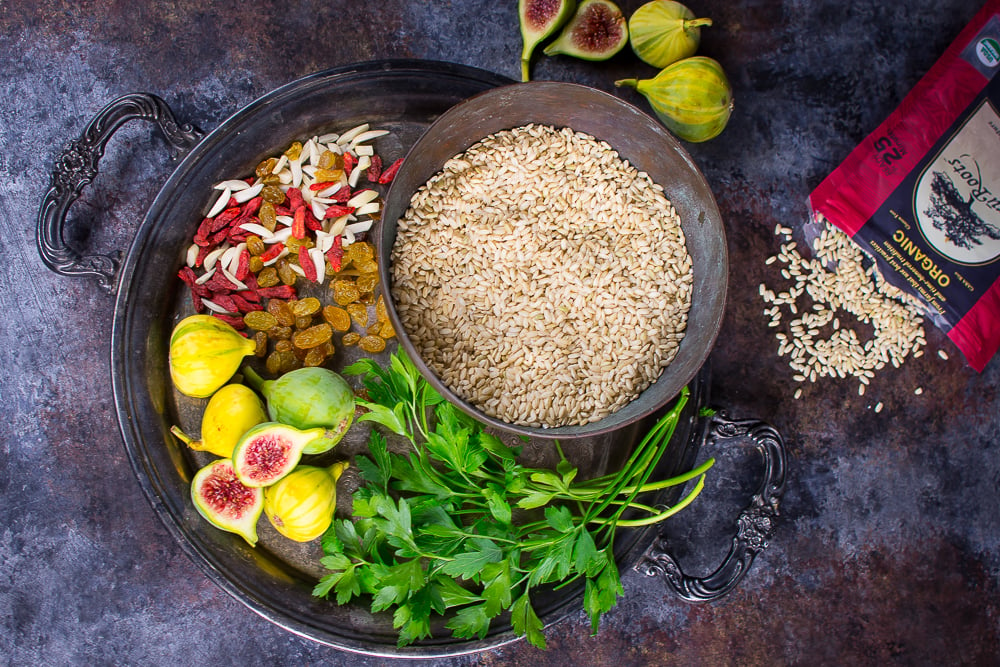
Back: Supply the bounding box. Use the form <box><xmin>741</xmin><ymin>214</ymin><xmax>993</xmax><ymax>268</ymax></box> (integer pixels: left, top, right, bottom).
<box><xmin>976</xmin><ymin>37</ymin><xmax>1000</xmax><ymax>67</ymax></box>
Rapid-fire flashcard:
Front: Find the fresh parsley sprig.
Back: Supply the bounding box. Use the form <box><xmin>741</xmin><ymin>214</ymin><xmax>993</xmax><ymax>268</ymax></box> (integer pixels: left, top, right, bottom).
<box><xmin>313</xmin><ymin>349</ymin><xmax>713</xmax><ymax>649</ymax></box>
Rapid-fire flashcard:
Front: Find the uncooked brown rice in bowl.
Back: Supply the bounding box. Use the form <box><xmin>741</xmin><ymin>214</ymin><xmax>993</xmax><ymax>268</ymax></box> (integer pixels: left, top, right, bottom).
<box><xmin>390</xmin><ymin>123</ymin><xmax>693</xmax><ymax>428</ymax></box>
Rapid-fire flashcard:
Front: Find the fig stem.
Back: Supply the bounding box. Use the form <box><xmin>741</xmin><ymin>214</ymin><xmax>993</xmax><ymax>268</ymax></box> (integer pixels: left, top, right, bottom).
<box><xmin>241</xmin><ymin>364</ymin><xmax>266</xmax><ymax>393</ymax></box>
<box><xmin>614</xmin><ymin>78</ymin><xmax>638</xmax><ymax>89</ymax></box>
<box><xmin>685</xmin><ymin>18</ymin><xmax>713</xmax><ymax>30</ymax></box>
<box><xmin>169</xmin><ymin>425</ymin><xmax>195</xmax><ymax>447</ymax></box>
<box><xmin>521</xmin><ymin>58</ymin><xmax>531</xmax><ymax>82</ymax></box>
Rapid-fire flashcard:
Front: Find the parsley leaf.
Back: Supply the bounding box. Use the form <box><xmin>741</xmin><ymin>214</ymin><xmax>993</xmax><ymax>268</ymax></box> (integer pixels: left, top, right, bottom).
<box><xmin>511</xmin><ymin>593</ymin><xmax>547</xmax><ymax>650</ymax></box>
<box><xmin>445</xmin><ymin>602</ymin><xmax>492</xmax><ymax>640</ymax></box>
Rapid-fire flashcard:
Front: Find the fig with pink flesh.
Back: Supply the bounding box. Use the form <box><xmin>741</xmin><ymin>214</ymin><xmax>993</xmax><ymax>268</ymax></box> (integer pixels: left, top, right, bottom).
<box><xmin>543</xmin><ymin>0</ymin><xmax>628</xmax><ymax>61</ymax></box>
<box><xmin>191</xmin><ymin>459</ymin><xmax>264</xmax><ymax>546</ymax></box>
<box><xmin>231</xmin><ymin>422</ymin><xmax>330</xmax><ymax>488</ymax></box>
<box><xmin>519</xmin><ymin>0</ymin><xmax>576</xmax><ymax>81</ymax></box>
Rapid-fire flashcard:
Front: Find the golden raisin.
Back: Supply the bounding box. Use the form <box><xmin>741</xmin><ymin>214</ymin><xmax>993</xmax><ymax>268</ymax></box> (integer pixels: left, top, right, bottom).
<box><xmin>253</xmin><ymin>331</ymin><xmax>268</xmax><ymax>357</ymax></box>
<box><xmin>256</xmin><ymin>158</ymin><xmax>278</xmax><ymax>179</ymax></box>
<box><xmin>375</xmin><ymin>295</ymin><xmax>388</xmax><ymax>322</ymax></box>
<box><xmin>278</xmin><ymin>350</ymin><xmax>302</xmax><ymax>373</ymax></box>
<box><xmin>265</xmin><ymin>350</ymin><xmax>283</xmax><ymax>375</ymax></box>
<box><xmin>267</xmin><ymin>325</ymin><xmax>292</xmax><ymax>340</ymax></box>
<box><xmin>284</xmin><ymin>141</ymin><xmax>302</xmax><ymax>161</ymax></box>
<box><xmin>318</xmin><ymin>150</ymin><xmax>343</xmax><ymax>170</ymax></box>
<box><xmin>259</xmin><ymin>201</ymin><xmax>277</xmax><ymax>232</ymax></box>
<box><xmin>267</xmin><ymin>299</ymin><xmax>295</xmax><ymax>327</ymax></box>
<box><xmin>277</xmin><ymin>258</ymin><xmax>297</xmax><ymax>286</ymax></box>
<box><xmin>347</xmin><ymin>303</ymin><xmax>368</xmax><ymax>328</ymax></box>
<box><xmin>347</xmin><ymin>241</ymin><xmax>374</xmax><ymax>264</ymax></box>
<box><xmin>304</xmin><ymin>341</ymin><xmax>334</xmax><ymax>367</ymax></box>
<box><xmin>292</xmin><ymin>323</ymin><xmax>333</xmax><ymax>350</ymax></box>
<box><xmin>379</xmin><ymin>320</ymin><xmax>396</xmax><ymax>339</ymax></box>
<box><xmin>246</xmin><ymin>235</ymin><xmax>265</xmax><ymax>256</ymax></box>
<box><xmin>359</xmin><ymin>335</ymin><xmax>386</xmax><ymax>354</ymax></box>
<box><xmin>303</xmin><ymin>347</ymin><xmax>327</xmax><ymax>367</ymax></box>
<box><xmin>291</xmin><ymin>297</ymin><xmax>321</xmax><ymax>317</ymax></box>
<box><xmin>355</xmin><ymin>259</ymin><xmax>378</xmax><ymax>275</ymax></box>
<box><xmin>342</xmin><ymin>332</ymin><xmax>361</xmax><ymax>347</ymax></box>
<box><xmin>356</xmin><ymin>273</ymin><xmax>379</xmax><ymax>293</ymax></box>
<box><xmin>333</xmin><ymin>280</ymin><xmax>360</xmax><ymax>305</ymax></box>
<box><xmin>315</xmin><ymin>167</ymin><xmax>344</xmax><ymax>183</ymax></box>
<box><xmin>274</xmin><ymin>339</ymin><xmax>293</xmax><ymax>353</ymax></box>
<box><xmin>244</xmin><ymin>310</ymin><xmax>278</xmax><ymax>331</ymax></box>
<box><xmin>257</xmin><ymin>266</ymin><xmax>280</xmax><ymax>287</ymax></box>
<box><xmin>284</xmin><ymin>236</ymin><xmax>314</xmax><ymax>252</ymax></box>
<box><xmin>248</xmin><ymin>256</ymin><xmax>264</xmax><ymax>273</ymax></box>
<box><xmin>322</xmin><ymin>305</ymin><xmax>352</xmax><ymax>332</ymax></box>
<box><xmin>294</xmin><ymin>315</ymin><xmax>313</xmax><ymax>330</ymax></box>
<box><xmin>261</xmin><ymin>184</ymin><xmax>285</xmax><ymax>205</ymax></box>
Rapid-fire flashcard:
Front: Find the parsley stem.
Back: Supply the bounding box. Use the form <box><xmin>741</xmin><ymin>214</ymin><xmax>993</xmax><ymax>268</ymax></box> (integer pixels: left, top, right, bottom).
<box><xmin>590</xmin><ymin>474</ymin><xmax>707</xmax><ymax>528</ymax></box>
<box><xmin>572</xmin><ymin>458</ymin><xmax>715</xmax><ymax>495</ymax></box>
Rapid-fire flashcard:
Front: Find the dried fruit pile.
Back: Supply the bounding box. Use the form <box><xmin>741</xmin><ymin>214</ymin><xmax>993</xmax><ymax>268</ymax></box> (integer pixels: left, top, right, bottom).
<box><xmin>177</xmin><ymin>124</ymin><xmax>402</xmax><ymax>373</ymax></box>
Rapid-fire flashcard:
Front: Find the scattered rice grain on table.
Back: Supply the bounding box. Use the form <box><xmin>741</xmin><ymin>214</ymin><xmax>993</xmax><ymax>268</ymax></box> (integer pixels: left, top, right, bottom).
<box><xmin>761</xmin><ymin>215</ymin><xmax>927</xmax><ymax>398</ymax></box>
<box><xmin>392</xmin><ymin>124</ymin><xmax>692</xmax><ymax>428</ymax></box>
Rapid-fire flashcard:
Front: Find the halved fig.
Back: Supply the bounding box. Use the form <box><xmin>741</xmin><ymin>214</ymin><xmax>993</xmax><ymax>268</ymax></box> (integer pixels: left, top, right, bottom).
<box><xmin>543</xmin><ymin>0</ymin><xmax>628</xmax><ymax>61</ymax></box>
<box><xmin>519</xmin><ymin>0</ymin><xmax>576</xmax><ymax>81</ymax></box>
<box><xmin>231</xmin><ymin>422</ymin><xmax>329</xmax><ymax>488</ymax></box>
<box><xmin>191</xmin><ymin>459</ymin><xmax>264</xmax><ymax>546</ymax></box>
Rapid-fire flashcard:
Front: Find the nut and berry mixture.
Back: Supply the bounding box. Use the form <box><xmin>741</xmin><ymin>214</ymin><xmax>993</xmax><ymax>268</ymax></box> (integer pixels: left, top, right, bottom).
<box><xmin>176</xmin><ymin>123</ymin><xmax>402</xmax><ymax>372</ymax></box>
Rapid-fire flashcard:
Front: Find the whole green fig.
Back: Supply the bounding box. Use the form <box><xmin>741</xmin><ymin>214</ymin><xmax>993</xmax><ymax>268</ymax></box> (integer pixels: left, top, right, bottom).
<box><xmin>242</xmin><ymin>366</ymin><xmax>355</xmax><ymax>454</ymax></box>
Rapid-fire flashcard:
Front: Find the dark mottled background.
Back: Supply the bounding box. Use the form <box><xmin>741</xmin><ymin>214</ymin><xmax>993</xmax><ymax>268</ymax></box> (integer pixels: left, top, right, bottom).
<box><xmin>2</xmin><ymin>0</ymin><xmax>999</xmax><ymax>665</ymax></box>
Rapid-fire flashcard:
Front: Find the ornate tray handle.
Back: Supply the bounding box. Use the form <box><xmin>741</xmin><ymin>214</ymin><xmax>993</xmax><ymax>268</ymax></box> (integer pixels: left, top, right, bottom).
<box><xmin>36</xmin><ymin>92</ymin><xmax>203</xmax><ymax>293</ymax></box>
<box><xmin>636</xmin><ymin>411</ymin><xmax>787</xmax><ymax>602</ymax></box>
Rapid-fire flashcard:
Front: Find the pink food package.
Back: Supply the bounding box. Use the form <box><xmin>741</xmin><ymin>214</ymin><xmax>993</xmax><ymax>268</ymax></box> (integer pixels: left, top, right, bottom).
<box><xmin>809</xmin><ymin>0</ymin><xmax>1000</xmax><ymax>371</ymax></box>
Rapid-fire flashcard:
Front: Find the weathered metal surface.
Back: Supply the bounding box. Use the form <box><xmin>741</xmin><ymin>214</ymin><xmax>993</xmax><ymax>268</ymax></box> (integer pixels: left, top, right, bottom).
<box><xmin>2</xmin><ymin>0</ymin><xmax>998</xmax><ymax>664</ymax></box>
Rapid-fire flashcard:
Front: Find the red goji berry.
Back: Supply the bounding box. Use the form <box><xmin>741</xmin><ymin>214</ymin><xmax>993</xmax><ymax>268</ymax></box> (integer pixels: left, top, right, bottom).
<box><xmin>210</xmin><ymin>292</ymin><xmax>239</xmax><ymax>313</ymax></box>
<box><xmin>367</xmin><ymin>154</ymin><xmax>383</xmax><ymax>182</ymax></box>
<box><xmin>236</xmin><ymin>288</ymin><xmax>260</xmax><ymax>304</ymax></box>
<box><xmin>305</xmin><ymin>214</ymin><xmax>323</xmax><ymax>232</ymax></box>
<box><xmin>241</xmin><ymin>196</ymin><xmax>262</xmax><ymax>217</ymax></box>
<box><xmin>210</xmin><ymin>228</ymin><xmax>230</xmax><ymax>246</ymax></box>
<box><xmin>230</xmin><ymin>292</ymin><xmax>262</xmax><ymax>313</ymax></box>
<box><xmin>322</xmin><ymin>205</ymin><xmax>356</xmax><ymax>219</ymax></box>
<box><xmin>378</xmin><ymin>158</ymin><xmax>403</xmax><ymax>184</ymax></box>
<box><xmin>215</xmin><ymin>207</ymin><xmax>241</xmax><ymax>226</ymax></box>
<box><xmin>326</xmin><ymin>235</ymin><xmax>344</xmax><ymax>272</ymax></box>
<box><xmin>204</xmin><ymin>269</ymin><xmax>239</xmax><ymax>293</ymax></box>
<box><xmin>259</xmin><ymin>244</ymin><xmax>285</xmax><ymax>263</ymax></box>
<box><xmin>195</xmin><ymin>216</ymin><xmax>214</xmax><ymax>239</ymax></box>
<box><xmin>343</xmin><ymin>152</ymin><xmax>356</xmax><ymax>176</ymax></box>
<box><xmin>234</xmin><ymin>247</ymin><xmax>251</xmax><ymax>281</ymax></box>
<box><xmin>191</xmin><ymin>292</ymin><xmax>204</xmax><ymax>313</ymax></box>
<box><xmin>292</xmin><ymin>207</ymin><xmax>306</xmax><ymax>239</ymax></box>
<box><xmin>256</xmin><ymin>284</ymin><xmax>297</xmax><ymax>299</ymax></box>
<box><xmin>178</xmin><ymin>266</ymin><xmax>212</xmax><ymax>298</ymax></box>
<box><xmin>309</xmin><ymin>181</ymin><xmax>338</xmax><ymax>191</ymax></box>
<box><xmin>330</xmin><ymin>186</ymin><xmax>351</xmax><ymax>203</ymax></box>
<box><xmin>286</xmin><ymin>187</ymin><xmax>305</xmax><ymax>211</ymax></box>
<box><xmin>299</xmin><ymin>245</ymin><xmax>317</xmax><ymax>282</ymax></box>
